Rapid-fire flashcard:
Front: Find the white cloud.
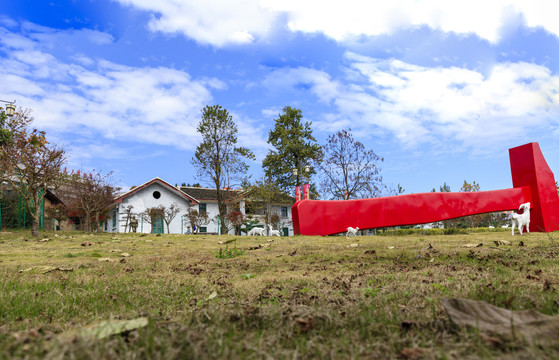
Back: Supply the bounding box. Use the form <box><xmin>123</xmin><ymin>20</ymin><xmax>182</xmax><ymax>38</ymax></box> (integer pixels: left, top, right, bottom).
<box><xmin>0</xmin><ymin>26</ymin><xmax>222</xmax><ymax>152</ymax></box>
<box><xmin>117</xmin><ymin>0</ymin><xmax>277</xmax><ymax>46</ymax></box>
<box><xmin>117</xmin><ymin>0</ymin><xmax>559</xmax><ymax>46</ymax></box>
<box><xmin>261</xmin><ymin>52</ymin><xmax>559</xmax><ymax>151</ymax></box>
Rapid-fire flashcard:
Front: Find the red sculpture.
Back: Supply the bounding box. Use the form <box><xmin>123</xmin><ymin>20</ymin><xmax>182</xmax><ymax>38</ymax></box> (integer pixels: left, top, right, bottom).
<box><xmin>292</xmin><ymin>143</ymin><xmax>559</xmax><ymax>236</ymax></box>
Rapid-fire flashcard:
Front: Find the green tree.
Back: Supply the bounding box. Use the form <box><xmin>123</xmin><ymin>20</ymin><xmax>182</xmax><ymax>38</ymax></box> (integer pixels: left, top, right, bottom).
<box><xmin>192</xmin><ymin>105</ymin><xmax>255</xmax><ymax>235</ymax></box>
<box><xmin>262</xmin><ymin>106</ymin><xmax>322</xmax><ymax>197</ymax></box>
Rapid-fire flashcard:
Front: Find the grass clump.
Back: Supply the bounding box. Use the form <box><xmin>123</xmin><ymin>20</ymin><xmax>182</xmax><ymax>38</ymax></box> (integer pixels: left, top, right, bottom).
<box><xmin>215</xmin><ymin>244</ymin><xmax>245</xmax><ymax>259</ymax></box>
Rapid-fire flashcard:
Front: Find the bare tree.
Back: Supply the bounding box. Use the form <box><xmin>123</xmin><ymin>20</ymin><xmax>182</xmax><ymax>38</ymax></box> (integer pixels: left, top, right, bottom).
<box><xmin>44</xmin><ymin>202</ymin><xmax>67</xmax><ymax>232</ymax></box>
<box><xmin>63</xmin><ymin>170</ymin><xmax>119</xmax><ymax>233</ymax></box>
<box><xmin>123</xmin><ymin>205</ymin><xmax>134</xmax><ymax>233</ymax></box>
<box><xmin>318</xmin><ymin>129</ymin><xmax>384</xmax><ymax>200</ymax></box>
<box><xmin>0</xmin><ymin>109</ymin><xmax>66</xmax><ymax>237</ymax></box>
<box><xmin>185</xmin><ymin>208</ymin><xmax>209</xmax><ymax>234</ymax></box>
<box><xmin>162</xmin><ymin>203</ymin><xmax>181</xmax><ymax>234</ymax></box>
<box><xmin>227</xmin><ymin>210</ymin><xmax>244</xmax><ymax>235</ymax></box>
<box><xmin>141</xmin><ymin>206</ymin><xmax>164</xmax><ymax>233</ymax></box>
<box><xmin>192</xmin><ymin>105</ymin><xmax>255</xmax><ymax>235</ymax></box>
<box><xmin>245</xmin><ymin>177</ymin><xmax>291</xmax><ymax>234</ymax></box>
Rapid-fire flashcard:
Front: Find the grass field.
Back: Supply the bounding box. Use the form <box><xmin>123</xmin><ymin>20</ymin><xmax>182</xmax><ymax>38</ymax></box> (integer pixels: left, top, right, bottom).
<box><xmin>1</xmin><ymin>229</ymin><xmax>558</xmax><ymax>359</ymax></box>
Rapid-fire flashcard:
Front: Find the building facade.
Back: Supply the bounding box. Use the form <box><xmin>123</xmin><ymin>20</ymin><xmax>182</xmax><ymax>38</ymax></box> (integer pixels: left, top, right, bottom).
<box><xmin>107</xmin><ymin>177</ymin><xmax>295</xmax><ymax>235</ymax></box>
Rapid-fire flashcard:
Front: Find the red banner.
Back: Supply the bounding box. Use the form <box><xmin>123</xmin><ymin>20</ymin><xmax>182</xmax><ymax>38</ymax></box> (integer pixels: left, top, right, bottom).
<box><xmin>295</xmin><ymin>186</ymin><xmax>301</xmax><ymax>202</ymax></box>
<box><xmin>303</xmin><ymin>184</ymin><xmax>310</xmax><ymax>200</ymax></box>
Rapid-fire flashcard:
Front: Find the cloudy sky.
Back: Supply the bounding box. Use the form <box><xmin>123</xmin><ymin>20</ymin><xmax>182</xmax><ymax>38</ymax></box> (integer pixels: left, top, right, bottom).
<box><xmin>1</xmin><ymin>0</ymin><xmax>559</xmax><ymax>195</ymax></box>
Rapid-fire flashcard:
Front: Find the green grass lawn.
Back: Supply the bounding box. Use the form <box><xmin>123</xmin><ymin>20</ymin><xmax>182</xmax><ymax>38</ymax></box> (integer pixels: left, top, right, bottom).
<box><xmin>0</xmin><ymin>229</ymin><xmax>558</xmax><ymax>359</ymax></box>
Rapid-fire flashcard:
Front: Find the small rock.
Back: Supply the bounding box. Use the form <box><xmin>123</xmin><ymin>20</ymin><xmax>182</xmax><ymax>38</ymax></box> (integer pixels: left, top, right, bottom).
<box><xmin>347</xmin><ymin>243</ymin><xmax>359</xmax><ymax>248</ymax></box>
<box><xmin>120</xmin><ymin>253</ymin><xmax>131</xmax><ymax>257</ymax></box>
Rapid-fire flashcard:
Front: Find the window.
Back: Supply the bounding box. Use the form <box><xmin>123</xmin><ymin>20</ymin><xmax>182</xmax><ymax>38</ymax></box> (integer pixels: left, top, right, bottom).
<box><xmin>199</xmin><ymin>203</ymin><xmax>207</xmax><ymax>215</ymax></box>
<box><xmin>112</xmin><ymin>208</ymin><xmax>117</xmax><ymax>228</ymax></box>
<box><xmin>199</xmin><ymin>227</ymin><xmax>207</xmax><ymax>233</ymax></box>
<box><xmin>153</xmin><ymin>191</ymin><xmax>161</xmax><ymax>199</ymax></box>
<box><xmin>281</xmin><ymin>206</ymin><xmax>288</xmax><ymax>217</ymax></box>
<box><xmin>282</xmin><ymin>228</ymin><xmax>289</xmax><ymax>237</ymax></box>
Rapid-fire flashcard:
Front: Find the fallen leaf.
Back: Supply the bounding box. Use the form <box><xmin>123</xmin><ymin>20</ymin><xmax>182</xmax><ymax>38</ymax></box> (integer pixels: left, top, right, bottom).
<box><xmin>363</xmin><ymin>250</ymin><xmax>376</xmax><ymax>255</ymax></box>
<box><xmin>98</xmin><ymin>258</ymin><xmax>118</xmax><ymax>262</ymax></box>
<box><xmin>81</xmin><ymin>241</ymin><xmax>92</xmax><ymax>247</ymax></box>
<box><xmin>442</xmin><ymin>298</ymin><xmax>559</xmax><ymax>344</ymax></box>
<box><xmin>518</xmin><ymin>241</ymin><xmax>525</xmax><ymax>247</ymax></box>
<box><xmin>39</xmin><ymin>238</ymin><xmax>49</xmax><ymax>242</ymax></box>
<box><xmin>429</xmin><ymin>257</ymin><xmax>435</xmax><ymax>263</ymax></box>
<box><xmin>386</xmin><ymin>246</ymin><xmax>396</xmax><ymax>249</ymax></box>
<box><xmin>206</xmin><ymin>291</ymin><xmax>218</xmax><ymax>301</ymax></box>
<box><xmin>462</xmin><ymin>243</ymin><xmax>483</xmax><ymax>248</ymax></box>
<box><xmin>425</xmin><ymin>243</ymin><xmax>433</xmax><ymax>250</ymax></box>
<box><xmin>120</xmin><ymin>253</ymin><xmax>131</xmax><ymax>257</ymax></box>
<box><xmin>57</xmin><ymin>317</ymin><xmax>148</xmax><ymax>342</ymax></box>
<box><xmin>347</xmin><ymin>243</ymin><xmax>359</xmax><ymax>248</ymax></box>
<box><xmin>289</xmin><ymin>250</ymin><xmax>297</xmax><ymax>256</ymax></box>
<box><xmin>19</xmin><ymin>266</ymin><xmax>55</xmax><ymax>274</ymax></box>
<box><xmin>494</xmin><ymin>240</ymin><xmax>512</xmax><ymax>246</ymax></box>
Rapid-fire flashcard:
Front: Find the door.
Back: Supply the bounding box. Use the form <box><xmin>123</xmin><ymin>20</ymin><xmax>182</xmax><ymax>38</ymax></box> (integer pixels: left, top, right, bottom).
<box><xmin>152</xmin><ymin>218</ymin><xmax>164</xmax><ymax>234</ymax></box>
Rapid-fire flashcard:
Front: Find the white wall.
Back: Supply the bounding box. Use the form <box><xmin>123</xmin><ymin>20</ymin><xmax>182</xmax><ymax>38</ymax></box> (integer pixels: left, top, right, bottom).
<box><xmin>110</xmin><ymin>183</ymin><xmax>192</xmax><ymax>234</ymax></box>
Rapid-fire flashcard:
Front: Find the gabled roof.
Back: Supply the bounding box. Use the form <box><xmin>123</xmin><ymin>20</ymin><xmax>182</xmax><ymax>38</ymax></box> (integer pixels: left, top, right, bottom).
<box><xmin>179</xmin><ymin>186</ymin><xmax>246</xmax><ymax>202</ymax></box>
<box><xmin>114</xmin><ymin>177</ymin><xmax>198</xmax><ymax>204</ymax></box>
<box><xmin>180</xmin><ymin>186</ymin><xmax>295</xmax><ymax>204</ymax></box>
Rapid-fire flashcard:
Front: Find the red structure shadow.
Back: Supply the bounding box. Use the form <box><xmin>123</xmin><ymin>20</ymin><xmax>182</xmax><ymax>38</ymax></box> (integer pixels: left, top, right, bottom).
<box><xmin>292</xmin><ymin>143</ymin><xmax>559</xmax><ymax>236</ymax></box>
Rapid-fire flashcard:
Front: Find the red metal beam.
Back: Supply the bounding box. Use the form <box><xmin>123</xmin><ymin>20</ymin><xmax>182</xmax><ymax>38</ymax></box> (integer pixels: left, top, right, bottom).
<box><xmin>292</xmin><ymin>142</ymin><xmax>559</xmax><ymax>236</ymax></box>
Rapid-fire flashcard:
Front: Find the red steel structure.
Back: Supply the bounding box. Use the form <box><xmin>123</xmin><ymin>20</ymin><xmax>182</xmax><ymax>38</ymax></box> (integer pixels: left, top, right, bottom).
<box><xmin>292</xmin><ymin>143</ymin><xmax>559</xmax><ymax>236</ymax></box>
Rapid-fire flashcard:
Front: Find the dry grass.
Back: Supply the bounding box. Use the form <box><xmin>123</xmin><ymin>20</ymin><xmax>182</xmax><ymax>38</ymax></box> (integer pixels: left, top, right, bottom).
<box><xmin>0</xmin><ymin>229</ymin><xmax>558</xmax><ymax>359</ymax></box>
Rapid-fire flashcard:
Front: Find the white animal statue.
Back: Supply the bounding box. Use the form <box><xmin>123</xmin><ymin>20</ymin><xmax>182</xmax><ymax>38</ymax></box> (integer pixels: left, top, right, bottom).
<box><xmin>268</xmin><ymin>225</ymin><xmax>281</xmax><ymax>237</ymax></box>
<box><xmin>346</xmin><ymin>226</ymin><xmax>359</xmax><ymax>237</ymax></box>
<box><xmin>511</xmin><ymin>202</ymin><xmax>531</xmax><ymax>235</ymax></box>
<box><xmin>248</xmin><ymin>227</ymin><xmax>265</xmax><ymax>236</ymax></box>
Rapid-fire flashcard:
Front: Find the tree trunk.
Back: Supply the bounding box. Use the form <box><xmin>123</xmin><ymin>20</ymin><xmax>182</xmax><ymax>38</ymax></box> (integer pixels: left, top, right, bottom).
<box><xmin>94</xmin><ymin>212</ymin><xmax>100</xmax><ymax>232</ymax></box>
<box><xmin>84</xmin><ymin>211</ymin><xmax>91</xmax><ymax>232</ymax></box>
<box><xmin>31</xmin><ymin>203</ymin><xmax>41</xmax><ymax>237</ymax></box>
<box><xmin>218</xmin><ymin>202</ymin><xmax>228</xmax><ymax>235</ymax></box>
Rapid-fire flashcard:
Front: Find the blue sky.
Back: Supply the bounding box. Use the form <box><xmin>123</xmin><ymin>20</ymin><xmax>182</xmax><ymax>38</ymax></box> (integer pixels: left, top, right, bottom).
<box><xmin>1</xmin><ymin>0</ymin><xmax>559</xmax><ymax>196</ymax></box>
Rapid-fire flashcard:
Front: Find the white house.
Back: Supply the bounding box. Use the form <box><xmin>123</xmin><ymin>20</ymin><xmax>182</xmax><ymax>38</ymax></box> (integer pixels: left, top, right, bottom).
<box><xmin>106</xmin><ymin>177</ymin><xmax>295</xmax><ymax>235</ymax></box>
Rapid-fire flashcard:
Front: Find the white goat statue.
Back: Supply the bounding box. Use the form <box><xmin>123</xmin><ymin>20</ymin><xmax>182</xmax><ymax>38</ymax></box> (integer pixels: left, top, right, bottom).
<box><xmin>248</xmin><ymin>227</ymin><xmax>265</xmax><ymax>236</ymax></box>
<box><xmin>511</xmin><ymin>202</ymin><xmax>531</xmax><ymax>235</ymax></box>
<box><xmin>268</xmin><ymin>225</ymin><xmax>281</xmax><ymax>237</ymax></box>
<box><xmin>346</xmin><ymin>226</ymin><xmax>359</xmax><ymax>237</ymax></box>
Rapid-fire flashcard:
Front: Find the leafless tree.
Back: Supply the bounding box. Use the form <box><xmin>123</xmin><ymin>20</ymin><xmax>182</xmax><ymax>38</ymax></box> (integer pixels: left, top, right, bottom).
<box><xmin>162</xmin><ymin>203</ymin><xmax>181</xmax><ymax>234</ymax></box>
<box><xmin>62</xmin><ymin>170</ymin><xmax>119</xmax><ymax>233</ymax></box>
<box><xmin>318</xmin><ymin>129</ymin><xmax>384</xmax><ymax>200</ymax></box>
